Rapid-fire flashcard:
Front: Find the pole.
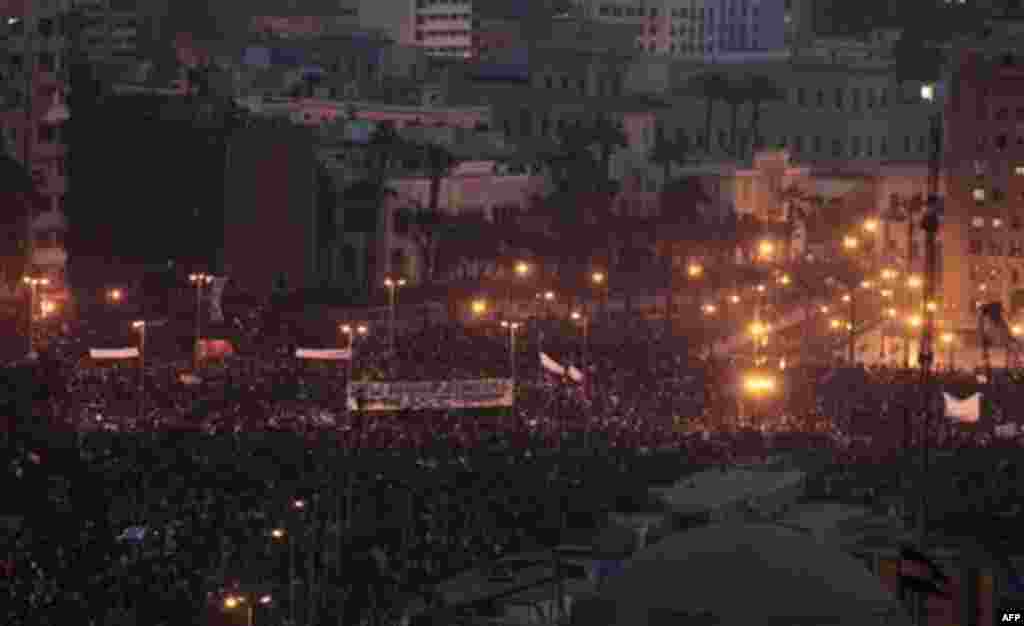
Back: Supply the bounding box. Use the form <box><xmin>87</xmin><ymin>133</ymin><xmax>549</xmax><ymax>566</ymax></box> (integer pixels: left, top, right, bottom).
<box><xmin>27</xmin><ymin>283</ymin><xmax>36</xmax><ymax>357</ymax></box>
<box><xmin>848</xmin><ymin>291</ymin><xmax>856</xmax><ymax>364</ymax></box>
<box><xmin>22</xmin><ymin>2</ymin><xmax>35</xmax><ymax>267</ymax></box>
<box><xmin>138</xmin><ymin>325</ymin><xmax>146</xmax><ymax>428</ymax></box>
<box><xmin>510</xmin><ymin>327</ymin><xmax>517</xmax><ymax>379</ymax></box>
<box><xmin>247</xmin><ymin>603</ymin><xmax>254</xmax><ymax>626</ymax></box>
<box><xmin>194</xmin><ymin>282</ymin><xmax>203</xmax><ymax>369</ymax></box>
<box><xmin>388</xmin><ymin>286</ymin><xmax>396</xmax><ymax>353</ymax></box>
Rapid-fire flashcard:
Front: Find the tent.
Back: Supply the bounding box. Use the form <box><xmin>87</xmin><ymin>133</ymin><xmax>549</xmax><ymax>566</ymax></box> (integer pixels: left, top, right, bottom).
<box><xmin>598</xmin><ymin>523</ymin><xmax>910</xmax><ymax>626</ymax></box>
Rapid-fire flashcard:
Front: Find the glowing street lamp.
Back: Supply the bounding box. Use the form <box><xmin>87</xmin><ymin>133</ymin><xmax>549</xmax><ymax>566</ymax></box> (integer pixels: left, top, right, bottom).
<box><xmin>384</xmin><ymin>276</ymin><xmax>407</xmax><ymax>351</ymax></box>
<box><xmin>881</xmin><ymin>289</ymin><xmax>894</xmax><ymax>299</ymax></box>
<box><xmin>743</xmin><ymin>374</ymin><xmax>777</xmax><ymax>394</ymax></box>
<box><xmin>843</xmin><ymin>235</ymin><xmax>859</xmax><ymax>250</ymax></box>
<box><xmin>841</xmin><ymin>293</ymin><xmax>852</xmax><ymax>303</ymax></box>
<box><xmin>758</xmin><ymin>241</ymin><xmax>775</xmax><ymax>260</ymax></box>
<box><xmin>591</xmin><ymin>271</ymin><xmax>605</xmax><ymax>285</ymax></box>
<box><xmin>108</xmin><ymin>288</ymin><xmax>123</xmax><ymax>303</ymax></box>
<box><xmin>701</xmin><ymin>303</ymin><xmax>717</xmax><ymax>315</ymax></box>
<box><xmin>271</xmin><ymin>528</ymin><xmax>286</xmax><ymax>540</ymax></box>
<box><xmin>820</xmin><ymin>305</ymin><xmax>831</xmax><ymax>314</ymax></box>
<box><xmin>881</xmin><ymin>268</ymin><xmax>898</xmax><ymax>281</ymax></box>
<box><xmin>39</xmin><ymin>299</ymin><xmax>56</xmax><ymax>317</ymax></box>
<box><xmin>885</xmin><ymin>307</ymin><xmax>898</xmax><ymax>318</ymax></box>
<box><xmin>22</xmin><ymin>275</ymin><xmax>49</xmax><ymax>359</ymax></box>
<box><xmin>863</xmin><ymin>218</ymin><xmax>879</xmax><ymax>233</ymax></box>
<box><xmin>749</xmin><ymin>321</ymin><xmax>767</xmax><ymax>337</ymax></box>
<box><xmin>1013</xmin><ymin>325</ymin><xmax>1023</xmax><ymax>337</ymax></box>
<box><xmin>908</xmin><ymin>315</ymin><xmax>923</xmax><ymax>328</ymax></box>
<box><xmin>500</xmin><ymin>320</ymin><xmax>521</xmax><ymax>378</ymax></box>
<box><xmin>515</xmin><ymin>261</ymin><xmax>532</xmax><ymax>278</ymax></box>
<box><xmin>471</xmin><ymin>298</ymin><xmax>488</xmax><ymax>316</ymax></box>
<box><xmin>188</xmin><ymin>273</ymin><xmax>213</xmax><ymax>368</ymax></box>
<box><xmin>830</xmin><ymin>318</ymin><xmax>843</xmax><ymax>330</ymax></box>
<box><xmin>756</xmin><ymin>283</ymin><xmax>766</xmax><ymax>293</ymax></box>
<box><xmin>907</xmin><ymin>275</ymin><xmax>923</xmax><ymax>290</ymax></box>
<box><xmin>687</xmin><ymin>263</ymin><xmax>704</xmax><ymax>278</ymax></box>
<box><xmin>925</xmin><ymin>300</ymin><xmax>938</xmax><ymax>313</ymax></box>
<box><xmin>860</xmin><ymin>280</ymin><xmax>874</xmax><ymax>289</ymax></box>
<box><xmin>778</xmin><ymin>274</ymin><xmax>791</xmax><ymax>286</ymax></box>
<box><xmin>729</xmin><ymin>294</ymin><xmax>741</xmax><ymax>304</ymax></box>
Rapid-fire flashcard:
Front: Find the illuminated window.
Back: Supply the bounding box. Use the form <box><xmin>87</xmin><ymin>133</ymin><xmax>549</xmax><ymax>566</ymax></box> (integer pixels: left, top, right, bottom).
<box><xmin>1015</xmin><ymin>165</ymin><xmax>1024</xmax><ymax>176</ymax></box>
<box><xmin>994</xmin><ymin>218</ymin><xmax>1004</xmax><ymax>228</ymax></box>
<box><xmin>972</xmin><ymin>216</ymin><xmax>986</xmax><ymax>228</ymax></box>
<box><xmin>973</xmin><ymin>188</ymin><xmax>986</xmax><ymax>203</ymax></box>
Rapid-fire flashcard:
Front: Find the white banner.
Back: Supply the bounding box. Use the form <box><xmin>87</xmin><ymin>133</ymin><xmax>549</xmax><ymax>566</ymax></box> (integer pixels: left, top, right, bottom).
<box><xmin>90</xmin><ymin>347</ymin><xmax>140</xmax><ymax>360</ymax></box>
<box><xmin>347</xmin><ymin>379</ymin><xmax>514</xmax><ymax>411</ymax></box>
<box><xmin>210</xmin><ymin>276</ymin><xmax>228</xmax><ymax>323</ymax></box>
<box><xmin>295</xmin><ymin>348</ymin><xmax>352</xmax><ymax>360</ymax></box>
<box><xmin>943</xmin><ymin>392</ymin><xmax>981</xmax><ymax>424</ymax></box>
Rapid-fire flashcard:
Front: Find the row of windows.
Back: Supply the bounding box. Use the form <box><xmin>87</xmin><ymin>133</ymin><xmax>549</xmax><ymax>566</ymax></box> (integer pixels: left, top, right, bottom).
<box><xmin>416</xmin><ymin>14</ymin><xmax>473</xmax><ymax>25</ymax></box>
<box><xmin>415</xmin><ymin>0</ymin><xmax>470</xmax><ymax>7</ymax></box>
<box><xmin>975</xmin><ymin>134</ymin><xmax>1024</xmax><ymax>152</ymax></box>
<box><xmin>968</xmin><ymin>240</ymin><xmax>1024</xmax><ymax>258</ymax></box>
<box><xmin>415</xmin><ymin>29</ymin><xmax>471</xmax><ymax>40</ymax></box>
<box><xmin>538</xmin><ymin>74</ymin><xmax>624</xmax><ymax>96</ymax></box>
<box><xmin>600</xmin><ymin>3</ymin><xmax>759</xmax><ymax>20</ymax></box>
<box><xmin>793</xmin><ymin>86</ymin><xmax>890</xmax><ymax>110</ymax></box>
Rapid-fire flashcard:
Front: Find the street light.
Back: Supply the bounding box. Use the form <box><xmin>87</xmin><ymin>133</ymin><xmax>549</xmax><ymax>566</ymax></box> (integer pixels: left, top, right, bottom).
<box><xmin>778</xmin><ymin>274</ymin><xmax>791</xmax><ymax>286</ymax></box>
<box><xmin>132</xmin><ymin>321</ymin><xmax>146</xmax><ymax>429</ymax></box>
<box><xmin>224</xmin><ymin>593</ymin><xmax>270</xmax><ymax>626</ymax></box>
<box><xmin>881</xmin><ymin>288</ymin><xmax>894</xmax><ymax>299</ymax></box>
<box><xmin>908</xmin><ymin>315</ymin><xmax>923</xmax><ymax>328</ymax></box>
<box><xmin>758</xmin><ymin>241</ymin><xmax>775</xmax><ymax>260</ymax></box>
<box><xmin>570</xmin><ymin>310</ymin><xmax>589</xmax><ymax>375</ymax></box>
<box><xmin>108</xmin><ymin>288</ymin><xmax>123</xmax><ymax>303</ymax></box>
<box><xmin>515</xmin><ymin>261</ymin><xmax>531</xmax><ymax>278</ymax></box>
<box><xmin>820</xmin><ymin>305</ymin><xmax>830</xmax><ymax>314</ymax></box>
<box><xmin>188</xmin><ymin>273</ymin><xmax>213</xmax><ymax>369</ymax></box>
<box><xmin>701</xmin><ymin>303</ymin><xmax>717</xmax><ymax>315</ymax></box>
<box><xmin>1013</xmin><ymin>325</ymin><xmax>1023</xmax><ymax>337</ymax></box>
<box><xmin>471</xmin><ymin>298</ymin><xmax>488</xmax><ymax>316</ymax></box>
<box><xmin>591</xmin><ymin>270</ymin><xmax>607</xmax><ymax>321</ymax></box>
<box><xmin>384</xmin><ymin>276</ymin><xmax>406</xmax><ymax>352</ymax></box>
<box><xmin>687</xmin><ymin>263</ymin><xmax>703</xmax><ymax>278</ymax></box>
<box><xmin>729</xmin><ymin>294</ymin><xmax>741</xmax><ymax>304</ymax></box>
<box><xmin>907</xmin><ymin>275</ymin><xmax>923</xmax><ymax>290</ymax></box>
<box><xmin>500</xmin><ymin>320</ymin><xmax>521</xmax><ymax>378</ymax></box>
<box><xmin>39</xmin><ymin>299</ymin><xmax>56</xmax><ymax>317</ymax></box>
<box><xmin>881</xmin><ymin>268</ymin><xmax>899</xmax><ymax>281</ymax></box>
<box><xmin>22</xmin><ymin>275</ymin><xmax>49</xmax><ymax>359</ymax></box>
<box><xmin>843</xmin><ymin>235</ymin><xmax>859</xmax><ymax>250</ymax></box>
<box><xmin>864</xmin><ymin>219</ymin><xmax>879</xmax><ymax>233</ymax></box>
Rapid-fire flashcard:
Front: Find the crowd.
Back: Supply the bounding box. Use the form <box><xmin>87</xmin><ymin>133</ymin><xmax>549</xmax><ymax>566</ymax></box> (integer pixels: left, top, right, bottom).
<box><xmin>2</xmin><ymin>298</ymin><xmax>1022</xmax><ymax>626</ymax></box>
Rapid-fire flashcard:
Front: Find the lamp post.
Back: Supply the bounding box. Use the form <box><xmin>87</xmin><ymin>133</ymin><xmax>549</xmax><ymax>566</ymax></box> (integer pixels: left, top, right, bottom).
<box><xmin>506</xmin><ymin>260</ymin><xmax>531</xmax><ymax>317</ymax></box>
<box><xmin>188</xmin><ymin>273</ymin><xmax>213</xmax><ymax>368</ymax></box>
<box><xmin>384</xmin><ymin>277</ymin><xmax>406</xmax><ymax>353</ymax></box>
<box><xmin>570</xmin><ymin>311</ymin><xmax>589</xmax><ymax>371</ymax></box>
<box><xmin>591</xmin><ymin>270</ymin><xmax>606</xmax><ymax>323</ymax></box>
<box><xmin>22</xmin><ymin>275</ymin><xmax>48</xmax><ymax>359</ymax></box>
<box><xmin>108</xmin><ymin>288</ymin><xmax>123</xmax><ymax>305</ymax></box>
<box><xmin>341</xmin><ymin>323</ymin><xmax>368</xmax><ymax>380</ymax></box>
<box><xmin>132</xmin><ymin>320</ymin><xmax>146</xmax><ymax>428</ymax></box>
<box><xmin>500</xmin><ymin>320</ymin><xmax>520</xmax><ymax>379</ymax></box>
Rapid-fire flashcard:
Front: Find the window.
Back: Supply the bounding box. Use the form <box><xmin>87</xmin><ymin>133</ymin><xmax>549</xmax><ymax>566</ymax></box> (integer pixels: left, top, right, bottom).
<box><xmin>1013</xmin><ymin>268</ymin><xmax>1021</xmax><ymax>283</ymax></box>
<box><xmin>832</xmin><ymin>138</ymin><xmax>843</xmax><ymax>157</ymax></box>
<box><xmin>973</xmin><ymin>188</ymin><xmax>986</xmax><ymax>203</ymax></box>
<box><xmin>996</xmin><ymin>134</ymin><xmax>1009</xmax><ymax>150</ymax></box>
<box><xmin>996</xmin><ymin>107</ymin><xmax>1010</xmax><ymax>120</ymax></box>
<box><xmin>794</xmin><ymin>136</ymin><xmax>803</xmax><ymax>152</ymax></box>
<box><xmin>880</xmin><ymin>137</ymin><xmax>888</xmax><ymax>156</ymax></box>
<box><xmin>918</xmin><ymin>136</ymin><xmax>926</xmax><ymax>153</ymax></box>
<box><xmin>545</xmin><ymin>76</ymin><xmax>553</xmax><ymax>88</ymax></box>
<box><xmin>813</xmin><ymin>136</ymin><xmax>822</xmax><ymax>153</ymax></box>
<box><xmin>851</xmin><ymin>136</ymin><xmax>861</xmax><ymax>156</ymax></box>
<box><xmin>1015</xmin><ymin>165</ymin><xmax>1024</xmax><ymax>176</ymax></box>
<box><xmin>1012</xmin><ymin>244</ymin><xmax>1024</xmax><ymax>259</ymax></box>
<box><xmin>994</xmin><ymin>218</ymin><xmax>1005</xmax><ymax>228</ymax></box>
<box><xmin>904</xmin><ymin>136</ymin><xmax>911</xmax><ymax>153</ymax></box>
<box><xmin>993</xmin><ymin>188</ymin><xmax>1005</xmax><ymax>202</ymax></box>
<box><xmin>816</xmin><ymin>90</ymin><xmax>825</xmax><ymax>107</ymax></box>
<box><xmin>990</xmin><ymin>241</ymin><xmax>1003</xmax><ymax>256</ymax></box>
<box><xmin>561</xmin><ymin>77</ymin><xmax>570</xmax><ymax>89</ymax></box>
<box><xmin>796</xmin><ymin>87</ymin><xmax>806</xmax><ymax>106</ymax></box>
<box><xmin>969</xmin><ymin>240</ymin><xmax>983</xmax><ymax>255</ymax></box>
<box><xmin>1014</xmin><ymin>216</ymin><xmax>1023</xmax><ymax>230</ymax></box>
<box><xmin>972</xmin><ymin>216</ymin><xmax>985</xmax><ymax>228</ymax></box>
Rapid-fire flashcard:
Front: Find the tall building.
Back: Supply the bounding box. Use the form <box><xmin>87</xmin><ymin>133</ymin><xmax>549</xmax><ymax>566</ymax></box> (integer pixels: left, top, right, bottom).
<box><xmin>941</xmin><ymin>38</ymin><xmax>1024</xmax><ymax>331</ymax></box>
<box><xmin>569</xmin><ymin>0</ymin><xmax>788</xmax><ymax>58</ymax></box>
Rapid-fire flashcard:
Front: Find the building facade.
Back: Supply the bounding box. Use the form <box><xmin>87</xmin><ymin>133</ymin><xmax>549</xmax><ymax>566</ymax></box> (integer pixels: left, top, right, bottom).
<box><xmin>942</xmin><ymin>41</ymin><xmax>1024</xmax><ymax>331</ymax></box>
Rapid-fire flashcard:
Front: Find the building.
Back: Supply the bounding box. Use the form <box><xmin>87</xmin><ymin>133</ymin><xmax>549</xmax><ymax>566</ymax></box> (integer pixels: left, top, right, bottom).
<box><xmin>941</xmin><ymin>38</ymin><xmax>1024</xmax><ymax>331</ymax></box>
<box><xmin>0</xmin><ymin>1</ymin><xmax>72</xmax><ymax>289</ymax></box>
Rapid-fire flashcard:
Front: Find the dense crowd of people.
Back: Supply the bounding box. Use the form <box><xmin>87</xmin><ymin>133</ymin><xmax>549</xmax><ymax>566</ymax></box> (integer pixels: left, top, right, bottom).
<box><xmin>2</xmin><ymin>299</ymin><xmax>1022</xmax><ymax>626</ymax></box>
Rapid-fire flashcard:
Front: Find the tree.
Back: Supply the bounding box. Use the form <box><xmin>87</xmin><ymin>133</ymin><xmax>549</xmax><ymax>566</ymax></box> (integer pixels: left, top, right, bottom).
<box><xmin>655</xmin><ymin>177</ymin><xmax>712</xmax><ymax>334</ymax></box>
<box><xmin>648</xmin><ymin>135</ymin><xmax>690</xmax><ymax>185</ymax></box>
<box><xmin>683</xmin><ymin>72</ymin><xmax>731</xmax><ymax>156</ymax></box>
<box><xmin>741</xmin><ymin>74</ymin><xmax>787</xmax><ymax>159</ymax></box>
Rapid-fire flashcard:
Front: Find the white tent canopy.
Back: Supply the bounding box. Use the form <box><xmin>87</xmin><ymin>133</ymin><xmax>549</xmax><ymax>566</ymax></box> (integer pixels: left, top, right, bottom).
<box><xmin>598</xmin><ymin>523</ymin><xmax>909</xmax><ymax>626</ymax></box>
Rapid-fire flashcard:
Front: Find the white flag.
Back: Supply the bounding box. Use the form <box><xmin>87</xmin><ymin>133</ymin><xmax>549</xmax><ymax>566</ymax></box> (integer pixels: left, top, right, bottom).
<box><xmin>567</xmin><ymin>365</ymin><xmax>585</xmax><ymax>383</ymax></box>
<box><xmin>540</xmin><ymin>352</ymin><xmax>565</xmax><ymax>376</ymax></box>
<box><xmin>210</xmin><ymin>276</ymin><xmax>228</xmax><ymax>323</ymax></box>
<box><xmin>90</xmin><ymin>347</ymin><xmax>140</xmax><ymax>360</ymax></box>
<box><xmin>995</xmin><ymin>423</ymin><xmax>1020</xmax><ymax>438</ymax></box>
<box><xmin>295</xmin><ymin>348</ymin><xmax>352</xmax><ymax>360</ymax></box>
<box><xmin>943</xmin><ymin>392</ymin><xmax>981</xmax><ymax>423</ymax></box>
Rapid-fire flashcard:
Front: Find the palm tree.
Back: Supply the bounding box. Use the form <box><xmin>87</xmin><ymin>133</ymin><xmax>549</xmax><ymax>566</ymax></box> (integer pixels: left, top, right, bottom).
<box><xmin>684</xmin><ymin>72</ymin><xmax>730</xmax><ymax>156</ymax></box>
<box><xmin>395</xmin><ymin>206</ymin><xmax>448</xmax><ymax>285</ymax></box>
<box><xmin>656</xmin><ymin>177</ymin><xmax>711</xmax><ymax>334</ymax></box>
<box><xmin>648</xmin><ymin>134</ymin><xmax>691</xmax><ymax>186</ymax></box>
<box><xmin>741</xmin><ymin>74</ymin><xmax>787</xmax><ymax>159</ymax></box>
